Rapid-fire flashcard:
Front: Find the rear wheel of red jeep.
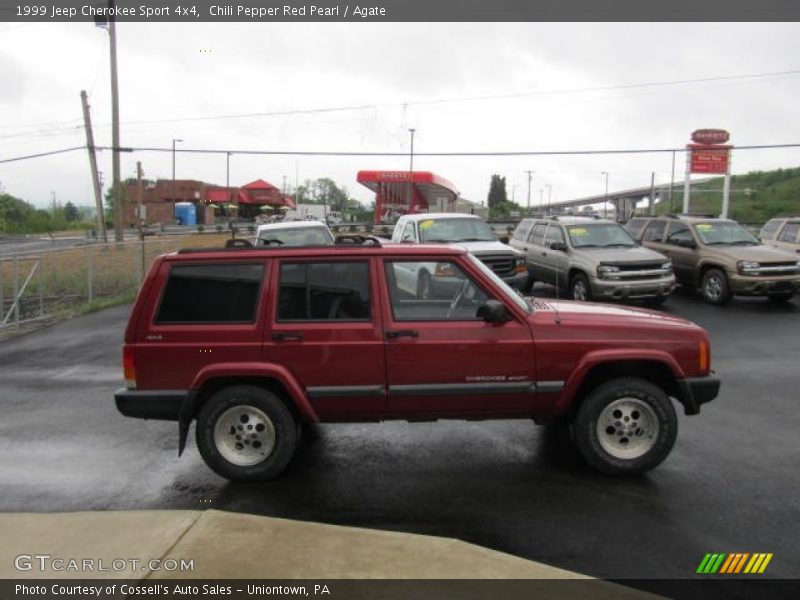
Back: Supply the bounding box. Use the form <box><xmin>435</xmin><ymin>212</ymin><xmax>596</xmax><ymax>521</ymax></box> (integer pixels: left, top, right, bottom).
<box><xmin>574</xmin><ymin>377</ymin><xmax>677</xmax><ymax>475</ymax></box>
<box><xmin>196</xmin><ymin>385</ymin><xmax>297</xmax><ymax>481</ymax></box>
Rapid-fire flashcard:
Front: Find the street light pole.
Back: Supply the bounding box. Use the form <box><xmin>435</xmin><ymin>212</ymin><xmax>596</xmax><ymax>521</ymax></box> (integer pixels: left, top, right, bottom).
<box><xmin>524</xmin><ymin>170</ymin><xmax>534</xmax><ymax>214</ymax></box>
<box><xmin>545</xmin><ymin>183</ymin><xmax>552</xmax><ymax>214</ymax></box>
<box><xmin>171</xmin><ymin>138</ymin><xmax>183</xmax><ymax>223</ymax></box>
<box><xmin>601</xmin><ymin>171</ymin><xmax>609</xmax><ymax>218</ymax></box>
<box><xmin>108</xmin><ymin>5</ymin><xmax>122</xmax><ymax>242</ymax></box>
<box><xmin>408</xmin><ymin>128</ymin><xmax>416</xmax><ymax>211</ymax></box>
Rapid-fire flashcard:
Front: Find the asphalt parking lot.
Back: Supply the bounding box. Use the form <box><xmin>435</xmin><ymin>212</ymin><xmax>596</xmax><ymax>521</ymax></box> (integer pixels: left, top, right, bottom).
<box><xmin>0</xmin><ymin>285</ymin><xmax>798</xmax><ymax>585</ymax></box>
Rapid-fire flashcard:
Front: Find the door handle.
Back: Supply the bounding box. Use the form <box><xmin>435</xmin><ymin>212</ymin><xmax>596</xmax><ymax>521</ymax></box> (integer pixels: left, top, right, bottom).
<box><xmin>522</xmin><ymin>246</ymin><xmax>528</xmax><ymax>251</ymax></box>
<box><xmin>542</xmin><ymin>252</ymin><xmax>547</xmax><ymax>256</ymax></box>
<box><xmin>271</xmin><ymin>332</ymin><xmax>304</xmax><ymax>341</ymax></box>
<box><xmin>386</xmin><ymin>329</ymin><xmax>418</xmax><ymax>339</ymax></box>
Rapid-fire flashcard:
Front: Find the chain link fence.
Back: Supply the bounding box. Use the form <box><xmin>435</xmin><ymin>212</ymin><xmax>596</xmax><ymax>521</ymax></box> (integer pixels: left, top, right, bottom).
<box><xmin>0</xmin><ymin>234</ymin><xmax>228</xmax><ymax>335</ymax></box>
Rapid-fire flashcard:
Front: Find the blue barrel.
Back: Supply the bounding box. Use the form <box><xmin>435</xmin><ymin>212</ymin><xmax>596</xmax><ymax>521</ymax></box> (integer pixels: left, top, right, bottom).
<box><xmin>174</xmin><ymin>202</ymin><xmax>196</xmax><ymax>226</ymax></box>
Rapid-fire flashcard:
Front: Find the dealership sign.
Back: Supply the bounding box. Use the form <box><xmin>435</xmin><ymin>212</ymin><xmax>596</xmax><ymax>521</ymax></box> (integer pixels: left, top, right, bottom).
<box><xmin>691</xmin><ymin>129</ymin><xmax>730</xmax><ymax>145</ymax></box>
<box><xmin>689</xmin><ymin>143</ymin><xmax>731</xmax><ymax>174</ymax></box>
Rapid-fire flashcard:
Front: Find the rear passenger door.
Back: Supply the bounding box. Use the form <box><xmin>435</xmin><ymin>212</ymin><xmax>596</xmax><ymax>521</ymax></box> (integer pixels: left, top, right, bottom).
<box><xmin>135</xmin><ymin>261</ymin><xmax>268</xmax><ymax>391</ymax></box>
<box><xmin>662</xmin><ymin>221</ymin><xmax>698</xmax><ymax>284</ymax></box>
<box><xmin>526</xmin><ymin>223</ymin><xmax>549</xmax><ymax>280</ymax></box>
<box><xmin>265</xmin><ymin>258</ymin><xmax>386</xmax><ymax>420</ymax></box>
<box><xmin>541</xmin><ymin>224</ymin><xmax>569</xmax><ymax>286</ymax></box>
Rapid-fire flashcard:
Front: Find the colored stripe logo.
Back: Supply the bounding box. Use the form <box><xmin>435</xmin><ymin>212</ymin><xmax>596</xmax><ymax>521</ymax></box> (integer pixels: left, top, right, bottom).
<box><xmin>697</xmin><ymin>553</ymin><xmax>773</xmax><ymax>574</ymax></box>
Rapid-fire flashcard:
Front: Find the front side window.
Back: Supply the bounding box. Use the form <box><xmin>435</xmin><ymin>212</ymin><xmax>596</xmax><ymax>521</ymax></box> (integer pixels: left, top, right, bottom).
<box><xmin>417</xmin><ymin>217</ymin><xmax>496</xmax><ymax>243</ymax></box>
<box><xmin>157</xmin><ymin>263</ymin><xmax>264</xmax><ymax>324</ymax></box>
<box><xmin>384</xmin><ymin>260</ymin><xmax>490</xmax><ymax>321</ymax></box>
<box><xmin>693</xmin><ymin>222</ymin><xmax>759</xmax><ymax>246</ymax></box>
<box><xmin>544</xmin><ymin>225</ymin><xmax>566</xmax><ymax>246</ymax></box>
<box><xmin>257</xmin><ymin>226</ymin><xmax>334</xmax><ymax>247</ymax></box>
<box><xmin>401</xmin><ymin>222</ymin><xmax>416</xmax><ymax>242</ymax></box>
<box><xmin>778</xmin><ymin>222</ymin><xmax>799</xmax><ymax>243</ymax></box>
<box><xmin>567</xmin><ymin>223</ymin><xmax>637</xmax><ymax>248</ymax></box>
<box><xmin>278</xmin><ymin>261</ymin><xmax>371</xmax><ymax>321</ymax></box>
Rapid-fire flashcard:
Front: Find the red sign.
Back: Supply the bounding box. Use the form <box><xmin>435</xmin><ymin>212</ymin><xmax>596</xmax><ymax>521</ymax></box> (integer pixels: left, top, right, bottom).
<box><xmin>691</xmin><ymin>129</ymin><xmax>730</xmax><ymax>145</ymax></box>
<box><xmin>689</xmin><ymin>144</ymin><xmax>731</xmax><ymax>174</ymax></box>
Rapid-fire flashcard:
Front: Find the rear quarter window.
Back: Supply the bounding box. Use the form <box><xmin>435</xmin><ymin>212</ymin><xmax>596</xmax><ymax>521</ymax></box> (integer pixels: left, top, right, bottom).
<box><xmin>156</xmin><ymin>263</ymin><xmax>265</xmax><ymax>324</ymax></box>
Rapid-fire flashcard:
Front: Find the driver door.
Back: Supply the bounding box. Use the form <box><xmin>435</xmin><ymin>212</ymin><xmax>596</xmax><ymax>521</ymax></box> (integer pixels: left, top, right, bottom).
<box><xmin>380</xmin><ymin>257</ymin><xmax>536</xmax><ymax>417</ymax></box>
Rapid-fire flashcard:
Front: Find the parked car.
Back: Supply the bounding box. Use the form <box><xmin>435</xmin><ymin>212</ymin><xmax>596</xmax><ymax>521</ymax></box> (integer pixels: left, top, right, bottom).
<box><xmin>760</xmin><ymin>216</ymin><xmax>800</xmax><ymax>254</ymax></box>
<box><xmin>625</xmin><ymin>214</ymin><xmax>800</xmax><ymax>305</ymax></box>
<box><xmin>390</xmin><ymin>213</ymin><xmax>528</xmax><ymax>293</ymax></box>
<box><xmin>254</xmin><ymin>220</ymin><xmax>334</xmax><ymax>247</ymax></box>
<box><xmin>509</xmin><ymin>216</ymin><xmax>675</xmax><ymax>306</ymax></box>
<box><xmin>115</xmin><ymin>239</ymin><xmax>719</xmax><ymax>481</ymax></box>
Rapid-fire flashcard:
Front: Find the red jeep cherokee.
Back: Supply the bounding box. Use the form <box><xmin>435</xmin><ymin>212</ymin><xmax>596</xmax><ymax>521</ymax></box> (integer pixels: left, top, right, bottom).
<box><xmin>115</xmin><ymin>239</ymin><xmax>719</xmax><ymax>480</ymax></box>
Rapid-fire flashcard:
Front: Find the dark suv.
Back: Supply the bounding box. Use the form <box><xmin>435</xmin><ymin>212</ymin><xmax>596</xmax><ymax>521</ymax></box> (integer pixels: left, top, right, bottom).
<box><xmin>115</xmin><ymin>240</ymin><xmax>719</xmax><ymax>480</ymax></box>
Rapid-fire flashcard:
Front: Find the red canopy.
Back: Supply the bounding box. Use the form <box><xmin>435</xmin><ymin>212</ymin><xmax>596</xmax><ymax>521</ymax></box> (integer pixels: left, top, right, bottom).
<box><xmin>238</xmin><ymin>179</ymin><xmax>295</xmax><ymax>208</ymax></box>
<box><xmin>357</xmin><ymin>170</ymin><xmax>459</xmax><ymax>224</ymax></box>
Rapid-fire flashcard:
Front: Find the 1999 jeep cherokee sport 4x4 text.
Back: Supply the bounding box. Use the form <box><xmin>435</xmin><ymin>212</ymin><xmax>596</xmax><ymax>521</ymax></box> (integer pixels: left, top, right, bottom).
<box><xmin>114</xmin><ymin>240</ymin><xmax>720</xmax><ymax>481</ymax></box>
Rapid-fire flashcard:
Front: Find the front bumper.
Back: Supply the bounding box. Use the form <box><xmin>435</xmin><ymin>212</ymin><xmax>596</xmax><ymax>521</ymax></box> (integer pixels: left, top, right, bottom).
<box><xmin>590</xmin><ymin>274</ymin><xmax>677</xmax><ymax>300</ymax></box>
<box><xmin>674</xmin><ymin>375</ymin><xmax>721</xmax><ymax>415</ymax></box>
<box><xmin>727</xmin><ymin>273</ymin><xmax>800</xmax><ymax>296</ymax></box>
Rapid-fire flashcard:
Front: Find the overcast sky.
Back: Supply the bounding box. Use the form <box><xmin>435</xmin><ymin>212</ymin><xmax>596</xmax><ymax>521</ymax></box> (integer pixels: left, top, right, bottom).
<box><xmin>2</xmin><ymin>22</ymin><xmax>800</xmax><ymax>209</ymax></box>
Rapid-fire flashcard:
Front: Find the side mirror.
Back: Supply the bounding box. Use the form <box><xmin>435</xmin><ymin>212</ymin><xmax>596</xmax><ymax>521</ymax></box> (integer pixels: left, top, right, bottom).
<box><xmin>477</xmin><ymin>300</ymin><xmax>511</xmax><ymax>324</ymax></box>
<box><xmin>499</xmin><ymin>235</ymin><xmax>510</xmax><ymax>244</ymax></box>
<box><xmin>549</xmin><ymin>241</ymin><xmax>567</xmax><ymax>252</ymax></box>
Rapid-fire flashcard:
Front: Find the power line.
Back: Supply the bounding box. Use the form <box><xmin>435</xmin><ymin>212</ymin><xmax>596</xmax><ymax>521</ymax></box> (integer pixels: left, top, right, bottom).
<box><xmin>3</xmin><ymin>142</ymin><xmax>800</xmax><ymax>164</ymax></box>
<box><xmin>0</xmin><ymin>146</ymin><xmax>85</xmax><ymax>164</ymax></box>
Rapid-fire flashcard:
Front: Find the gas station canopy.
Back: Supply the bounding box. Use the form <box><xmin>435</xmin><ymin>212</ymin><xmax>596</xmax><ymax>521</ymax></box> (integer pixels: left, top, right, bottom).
<box><xmin>356</xmin><ymin>171</ymin><xmax>459</xmax><ymax>224</ymax></box>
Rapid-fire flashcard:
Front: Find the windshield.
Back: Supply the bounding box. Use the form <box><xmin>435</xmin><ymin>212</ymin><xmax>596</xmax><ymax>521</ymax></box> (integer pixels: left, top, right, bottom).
<box><xmin>565</xmin><ymin>223</ymin><xmax>636</xmax><ymax>248</ymax></box>
<box><xmin>257</xmin><ymin>226</ymin><xmax>334</xmax><ymax>247</ymax></box>
<box><xmin>466</xmin><ymin>254</ymin><xmax>531</xmax><ymax>313</ymax></box>
<box><xmin>693</xmin><ymin>222</ymin><xmax>759</xmax><ymax>245</ymax></box>
<box><xmin>418</xmin><ymin>217</ymin><xmax>497</xmax><ymax>243</ymax></box>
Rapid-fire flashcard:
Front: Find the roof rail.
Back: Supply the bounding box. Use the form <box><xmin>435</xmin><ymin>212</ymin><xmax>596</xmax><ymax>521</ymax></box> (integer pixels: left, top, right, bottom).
<box><xmin>334</xmin><ymin>234</ymin><xmax>383</xmax><ymax>246</ymax></box>
<box><xmin>666</xmin><ymin>213</ymin><xmax>717</xmax><ymax>219</ymax></box>
<box><xmin>548</xmin><ymin>215</ymin><xmax>560</xmax><ymax>221</ymax></box>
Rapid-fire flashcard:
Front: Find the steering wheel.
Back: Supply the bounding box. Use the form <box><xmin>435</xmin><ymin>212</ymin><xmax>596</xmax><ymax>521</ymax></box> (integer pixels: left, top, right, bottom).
<box><xmin>446</xmin><ymin>278</ymin><xmax>472</xmax><ymax>318</ymax></box>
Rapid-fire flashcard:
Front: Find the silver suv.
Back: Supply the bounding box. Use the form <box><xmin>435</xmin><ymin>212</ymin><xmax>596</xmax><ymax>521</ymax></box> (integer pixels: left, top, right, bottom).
<box><xmin>509</xmin><ymin>216</ymin><xmax>675</xmax><ymax>305</ymax></box>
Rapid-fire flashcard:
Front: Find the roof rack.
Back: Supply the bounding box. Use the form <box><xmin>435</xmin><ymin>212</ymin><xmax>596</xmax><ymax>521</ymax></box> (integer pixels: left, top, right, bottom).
<box><xmin>334</xmin><ymin>234</ymin><xmax>383</xmax><ymax>246</ymax></box>
<box><xmin>666</xmin><ymin>213</ymin><xmax>718</xmax><ymax>219</ymax></box>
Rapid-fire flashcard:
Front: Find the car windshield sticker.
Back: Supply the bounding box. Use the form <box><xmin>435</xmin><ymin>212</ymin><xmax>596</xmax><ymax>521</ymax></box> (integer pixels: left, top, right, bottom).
<box><xmin>419</xmin><ymin>220</ymin><xmax>434</xmax><ymax>230</ymax></box>
<box><xmin>570</xmin><ymin>227</ymin><xmax>588</xmax><ymax>236</ymax></box>
<box><xmin>696</xmin><ymin>224</ymin><xmax>713</xmax><ymax>231</ymax></box>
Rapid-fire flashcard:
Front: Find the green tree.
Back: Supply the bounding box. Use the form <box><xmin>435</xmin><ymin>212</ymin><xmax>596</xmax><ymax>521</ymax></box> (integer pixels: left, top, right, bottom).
<box><xmin>487</xmin><ymin>174</ymin><xmax>508</xmax><ymax>209</ymax></box>
<box><xmin>64</xmin><ymin>201</ymin><xmax>79</xmax><ymax>222</ymax></box>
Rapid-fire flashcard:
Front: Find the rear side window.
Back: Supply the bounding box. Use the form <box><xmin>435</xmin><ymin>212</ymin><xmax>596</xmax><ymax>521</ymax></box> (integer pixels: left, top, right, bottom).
<box><xmin>760</xmin><ymin>219</ymin><xmax>782</xmax><ymax>241</ymax></box>
<box><xmin>278</xmin><ymin>261</ymin><xmax>371</xmax><ymax>321</ymax></box>
<box><xmin>624</xmin><ymin>218</ymin><xmax>648</xmax><ymax>239</ymax></box>
<box><xmin>642</xmin><ymin>220</ymin><xmax>667</xmax><ymax>242</ymax></box>
<box><xmin>528</xmin><ymin>223</ymin><xmax>547</xmax><ymax>245</ymax></box>
<box><xmin>778</xmin><ymin>222</ymin><xmax>799</xmax><ymax>243</ymax></box>
<box><xmin>512</xmin><ymin>219</ymin><xmax>534</xmax><ymax>241</ymax></box>
<box><xmin>156</xmin><ymin>264</ymin><xmax>264</xmax><ymax>324</ymax></box>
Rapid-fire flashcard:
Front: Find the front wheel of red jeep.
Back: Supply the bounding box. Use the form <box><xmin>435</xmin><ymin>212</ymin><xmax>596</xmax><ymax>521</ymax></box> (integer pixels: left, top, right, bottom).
<box><xmin>573</xmin><ymin>377</ymin><xmax>677</xmax><ymax>475</ymax></box>
<box><xmin>196</xmin><ymin>385</ymin><xmax>297</xmax><ymax>481</ymax></box>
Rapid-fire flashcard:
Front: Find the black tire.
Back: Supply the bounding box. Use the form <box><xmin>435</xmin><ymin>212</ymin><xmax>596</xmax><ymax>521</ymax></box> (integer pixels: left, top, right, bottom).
<box><xmin>643</xmin><ymin>295</ymin><xmax>668</xmax><ymax>308</ymax></box>
<box><xmin>701</xmin><ymin>268</ymin><xmax>732</xmax><ymax>306</ymax></box>
<box><xmin>570</xmin><ymin>272</ymin><xmax>593</xmax><ymax>302</ymax></box>
<box><xmin>767</xmin><ymin>292</ymin><xmax>794</xmax><ymax>304</ymax></box>
<box><xmin>196</xmin><ymin>385</ymin><xmax>297</xmax><ymax>482</ymax></box>
<box><xmin>573</xmin><ymin>377</ymin><xmax>677</xmax><ymax>475</ymax></box>
<box><xmin>417</xmin><ymin>271</ymin><xmax>432</xmax><ymax>300</ymax></box>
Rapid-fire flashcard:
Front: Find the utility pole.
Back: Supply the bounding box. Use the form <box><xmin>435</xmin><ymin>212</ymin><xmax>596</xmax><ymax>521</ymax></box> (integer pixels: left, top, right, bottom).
<box><xmin>649</xmin><ymin>171</ymin><xmax>656</xmax><ymax>216</ymax></box>
<box><xmin>669</xmin><ymin>150</ymin><xmax>676</xmax><ymax>213</ymax></box>
<box><xmin>108</xmin><ymin>1</ymin><xmax>122</xmax><ymax>242</ymax></box>
<box><xmin>683</xmin><ymin>147</ymin><xmax>691</xmax><ymax>214</ymax></box>
<box><xmin>545</xmin><ymin>183</ymin><xmax>552</xmax><ymax>214</ymax></box>
<box><xmin>721</xmin><ymin>149</ymin><xmax>732</xmax><ymax>219</ymax></box>
<box><xmin>80</xmin><ymin>90</ymin><xmax>108</xmax><ymax>243</ymax></box>
<box><xmin>225</xmin><ymin>152</ymin><xmax>231</xmax><ymax>206</ymax></box>
<box><xmin>171</xmin><ymin>138</ymin><xmax>183</xmax><ymax>222</ymax></box>
<box><xmin>136</xmin><ymin>161</ymin><xmax>146</xmax><ymax>278</ymax></box>
<box><xmin>601</xmin><ymin>171</ymin><xmax>609</xmax><ymax>219</ymax></box>
<box><xmin>524</xmin><ymin>170</ymin><xmax>534</xmax><ymax>213</ymax></box>
<box><xmin>408</xmin><ymin>128</ymin><xmax>416</xmax><ymax>211</ymax></box>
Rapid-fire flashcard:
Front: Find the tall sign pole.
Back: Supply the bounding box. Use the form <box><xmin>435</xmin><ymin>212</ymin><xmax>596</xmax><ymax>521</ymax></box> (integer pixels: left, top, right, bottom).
<box><xmin>108</xmin><ymin>3</ymin><xmax>122</xmax><ymax>242</ymax></box>
<box><xmin>721</xmin><ymin>151</ymin><xmax>732</xmax><ymax>219</ymax></box>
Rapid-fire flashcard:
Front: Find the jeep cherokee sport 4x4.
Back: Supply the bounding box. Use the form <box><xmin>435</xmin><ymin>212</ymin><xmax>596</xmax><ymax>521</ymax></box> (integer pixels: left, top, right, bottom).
<box><xmin>625</xmin><ymin>214</ymin><xmax>800</xmax><ymax>305</ymax></box>
<box><xmin>115</xmin><ymin>240</ymin><xmax>719</xmax><ymax>481</ymax></box>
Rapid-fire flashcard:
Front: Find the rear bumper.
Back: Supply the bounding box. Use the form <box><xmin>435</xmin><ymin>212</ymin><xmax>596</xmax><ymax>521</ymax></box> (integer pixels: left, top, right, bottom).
<box><xmin>114</xmin><ymin>388</ymin><xmax>189</xmax><ymax>421</ymax></box>
<box><xmin>675</xmin><ymin>375</ymin><xmax>721</xmax><ymax>415</ymax></box>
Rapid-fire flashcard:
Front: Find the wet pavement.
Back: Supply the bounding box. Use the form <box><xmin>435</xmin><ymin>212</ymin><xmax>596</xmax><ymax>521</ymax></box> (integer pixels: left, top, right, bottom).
<box><xmin>1</xmin><ymin>287</ymin><xmax>798</xmax><ymax>584</ymax></box>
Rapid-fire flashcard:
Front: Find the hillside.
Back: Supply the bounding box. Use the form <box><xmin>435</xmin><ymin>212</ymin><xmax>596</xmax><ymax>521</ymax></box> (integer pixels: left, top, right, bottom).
<box><xmin>654</xmin><ymin>166</ymin><xmax>800</xmax><ymax>224</ymax></box>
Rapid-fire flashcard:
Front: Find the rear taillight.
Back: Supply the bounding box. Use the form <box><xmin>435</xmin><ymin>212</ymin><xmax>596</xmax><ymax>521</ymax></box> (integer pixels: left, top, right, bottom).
<box><xmin>123</xmin><ymin>346</ymin><xmax>136</xmax><ymax>389</ymax></box>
